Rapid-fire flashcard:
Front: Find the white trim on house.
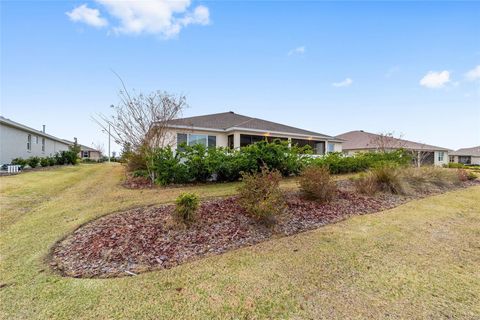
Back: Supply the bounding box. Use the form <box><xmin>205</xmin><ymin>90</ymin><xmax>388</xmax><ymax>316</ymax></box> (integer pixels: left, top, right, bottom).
<box><xmin>166</xmin><ymin>124</ymin><xmax>344</xmax><ymax>143</ymax></box>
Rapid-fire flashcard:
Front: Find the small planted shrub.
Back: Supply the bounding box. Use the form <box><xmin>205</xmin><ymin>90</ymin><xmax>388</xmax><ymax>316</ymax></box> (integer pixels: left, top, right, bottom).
<box><xmin>467</xmin><ymin>171</ymin><xmax>478</xmax><ymax>181</ymax></box>
<box><xmin>371</xmin><ymin>164</ymin><xmax>405</xmax><ymax>194</ymax></box>
<box><xmin>447</xmin><ymin>162</ymin><xmax>465</xmax><ymax>169</ymax></box>
<box><xmin>47</xmin><ymin>157</ymin><xmax>56</xmax><ymax>166</ymax></box>
<box><xmin>27</xmin><ymin>156</ymin><xmax>40</xmax><ymax>168</ymax></box>
<box><xmin>238</xmin><ymin>166</ymin><xmax>285</xmax><ymax>223</ymax></box>
<box><xmin>352</xmin><ymin>172</ymin><xmax>378</xmax><ymax>195</ymax></box>
<box><xmin>11</xmin><ymin>158</ymin><xmax>27</xmax><ymax>167</ymax></box>
<box><xmin>298</xmin><ymin>165</ymin><xmax>336</xmax><ymax>202</ymax></box>
<box><xmin>173</xmin><ymin>192</ymin><xmax>199</xmax><ymax>225</ymax></box>
<box><xmin>40</xmin><ymin>157</ymin><xmax>49</xmax><ymax>167</ymax></box>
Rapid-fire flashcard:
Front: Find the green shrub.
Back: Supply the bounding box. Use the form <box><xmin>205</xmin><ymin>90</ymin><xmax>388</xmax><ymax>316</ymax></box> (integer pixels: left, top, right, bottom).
<box><xmin>27</xmin><ymin>156</ymin><xmax>40</xmax><ymax>168</ymax></box>
<box><xmin>47</xmin><ymin>157</ymin><xmax>56</xmax><ymax>166</ymax></box>
<box><xmin>147</xmin><ymin>146</ymin><xmax>190</xmax><ymax>185</ymax></box>
<box><xmin>142</xmin><ymin>142</ymin><xmax>411</xmax><ymax>186</ymax></box>
<box><xmin>132</xmin><ymin>169</ymin><xmax>149</xmax><ymax>178</ymax></box>
<box><xmin>237</xmin><ymin>166</ymin><xmax>285</xmax><ymax>223</ymax></box>
<box><xmin>173</xmin><ymin>192</ymin><xmax>199</xmax><ymax>225</ymax></box>
<box><xmin>309</xmin><ymin>150</ymin><xmax>411</xmax><ymax>174</ymax></box>
<box><xmin>447</xmin><ymin>162</ymin><xmax>465</xmax><ymax>169</ymax></box>
<box><xmin>54</xmin><ymin>150</ymin><xmax>78</xmax><ymax>165</ymax></box>
<box><xmin>40</xmin><ymin>158</ymin><xmax>49</xmax><ymax>167</ymax></box>
<box><xmin>11</xmin><ymin>158</ymin><xmax>27</xmax><ymax>167</ymax></box>
<box><xmin>298</xmin><ymin>166</ymin><xmax>336</xmax><ymax>202</ymax></box>
<box><xmin>467</xmin><ymin>171</ymin><xmax>477</xmax><ymax>180</ymax></box>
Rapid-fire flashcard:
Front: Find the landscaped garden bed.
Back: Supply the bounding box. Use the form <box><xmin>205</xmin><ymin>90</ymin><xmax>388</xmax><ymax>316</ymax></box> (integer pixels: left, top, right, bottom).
<box><xmin>50</xmin><ymin>177</ymin><xmax>479</xmax><ymax>278</ymax></box>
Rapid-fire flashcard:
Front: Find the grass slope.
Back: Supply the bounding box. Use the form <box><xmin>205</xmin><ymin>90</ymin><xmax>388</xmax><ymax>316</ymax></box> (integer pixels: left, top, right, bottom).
<box><xmin>1</xmin><ymin>164</ymin><xmax>479</xmax><ymax>319</ymax></box>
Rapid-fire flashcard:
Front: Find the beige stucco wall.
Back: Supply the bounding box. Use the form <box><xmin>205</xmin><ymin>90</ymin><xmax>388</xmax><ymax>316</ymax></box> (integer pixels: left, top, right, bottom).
<box><xmin>450</xmin><ymin>155</ymin><xmax>480</xmax><ymax>165</ymax></box>
<box><xmin>163</xmin><ymin>128</ymin><xmax>339</xmax><ymax>153</ymax></box>
<box><xmin>433</xmin><ymin>150</ymin><xmax>449</xmax><ymax>166</ymax></box>
<box><xmin>0</xmin><ymin>123</ymin><xmax>70</xmax><ymax>165</ymax></box>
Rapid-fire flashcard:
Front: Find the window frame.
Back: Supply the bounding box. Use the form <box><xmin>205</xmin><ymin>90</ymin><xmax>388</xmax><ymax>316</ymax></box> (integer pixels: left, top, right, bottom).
<box><xmin>177</xmin><ymin>133</ymin><xmax>217</xmax><ymax>149</ymax></box>
<box><xmin>41</xmin><ymin>138</ymin><xmax>45</xmax><ymax>152</ymax></box>
<box><xmin>438</xmin><ymin>151</ymin><xmax>444</xmax><ymax>162</ymax></box>
<box><xmin>27</xmin><ymin>134</ymin><xmax>32</xmax><ymax>151</ymax></box>
<box><xmin>327</xmin><ymin>143</ymin><xmax>335</xmax><ymax>153</ymax></box>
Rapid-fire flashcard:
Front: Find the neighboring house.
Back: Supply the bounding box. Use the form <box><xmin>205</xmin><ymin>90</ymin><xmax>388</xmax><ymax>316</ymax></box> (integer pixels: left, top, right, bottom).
<box><xmin>160</xmin><ymin>111</ymin><xmax>343</xmax><ymax>154</ymax></box>
<box><xmin>336</xmin><ymin>130</ymin><xmax>449</xmax><ymax>166</ymax></box>
<box><xmin>78</xmin><ymin>145</ymin><xmax>102</xmax><ymax>161</ymax></box>
<box><xmin>449</xmin><ymin>146</ymin><xmax>480</xmax><ymax>165</ymax></box>
<box><xmin>0</xmin><ymin>116</ymin><xmax>72</xmax><ymax>165</ymax></box>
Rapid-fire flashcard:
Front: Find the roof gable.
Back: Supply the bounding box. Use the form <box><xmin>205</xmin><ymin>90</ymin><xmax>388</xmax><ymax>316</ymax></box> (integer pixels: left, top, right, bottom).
<box><xmin>166</xmin><ymin>112</ymin><xmax>338</xmax><ymax>140</ymax></box>
<box><xmin>336</xmin><ymin>130</ymin><xmax>449</xmax><ymax>151</ymax></box>
<box><xmin>450</xmin><ymin>146</ymin><xmax>480</xmax><ymax>157</ymax></box>
<box><xmin>0</xmin><ymin>116</ymin><xmax>71</xmax><ymax>145</ymax></box>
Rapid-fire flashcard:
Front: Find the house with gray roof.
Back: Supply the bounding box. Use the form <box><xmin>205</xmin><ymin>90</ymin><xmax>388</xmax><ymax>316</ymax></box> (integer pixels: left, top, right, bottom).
<box><xmin>0</xmin><ymin>116</ymin><xmax>73</xmax><ymax>165</ymax></box>
<box><xmin>449</xmin><ymin>146</ymin><xmax>480</xmax><ymax>165</ymax></box>
<box><xmin>160</xmin><ymin>111</ymin><xmax>343</xmax><ymax>155</ymax></box>
<box><xmin>336</xmin><ymin>130</ymin><xmax>450</xmax><ymax>166</ymax></box>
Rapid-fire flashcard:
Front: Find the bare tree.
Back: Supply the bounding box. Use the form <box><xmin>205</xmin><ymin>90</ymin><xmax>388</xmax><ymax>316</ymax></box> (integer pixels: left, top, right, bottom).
<box><xmin>369</xmin><ymin>131</ymin><xmax>407</xmax><ymax>152</ymax></box>
<box><xmin>93</xmin><ymin>75</ymin><xmax>187</xmax><ymax>181</ymax></box>
<box><xmin>92</xmin><ymin>142</ymin><xmax>105</xmax><ymax>157</ymax></box>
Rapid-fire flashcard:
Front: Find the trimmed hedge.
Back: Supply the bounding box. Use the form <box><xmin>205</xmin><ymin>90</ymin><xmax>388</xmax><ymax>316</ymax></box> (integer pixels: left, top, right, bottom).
<box><xmin>145</xmin><ymin>141</ymin><xmax>411</xmax><ymax>185</ymax></box>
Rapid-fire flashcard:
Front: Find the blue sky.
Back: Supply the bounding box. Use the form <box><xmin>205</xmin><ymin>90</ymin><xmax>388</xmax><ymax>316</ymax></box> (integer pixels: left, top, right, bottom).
<box><xmin>1</xmin><ymin>1</ymin><xmax>479</xmax><ymax>154</ymax></box>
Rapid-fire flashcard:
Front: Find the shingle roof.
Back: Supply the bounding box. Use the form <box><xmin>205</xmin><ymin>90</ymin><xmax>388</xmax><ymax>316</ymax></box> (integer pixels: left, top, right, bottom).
<box><xmin>450</xmin><ymin>146</ymin><xmax>480</xmax><ymax>157</ymax></box>
<box><xmin>0</xmin><ymin>115</ymin><xmax>71</xmax><ymax>145</ymax></box>
<box><xmin>166</xmin><ymin>112</ymin><xmax>339</xmax><ymax>140</ymax></box>
<box><xmin>336</xmin><ymin>130</ymin><xmax>449</xmax><ymax>151</ymax></box>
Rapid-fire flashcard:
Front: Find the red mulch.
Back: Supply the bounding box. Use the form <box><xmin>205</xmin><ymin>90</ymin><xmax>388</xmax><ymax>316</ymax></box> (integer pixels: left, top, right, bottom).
<box><xmin>50</xmin><ymin>180</ymin><xmax>479</xmax><ymax>278</ymax></box>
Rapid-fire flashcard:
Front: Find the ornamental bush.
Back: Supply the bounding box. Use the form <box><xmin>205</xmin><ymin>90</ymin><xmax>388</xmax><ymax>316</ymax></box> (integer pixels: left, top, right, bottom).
<box><xmin>173</xmin><ymin>192</ymin><xmax>200</xmax><ymax>225</ymax></box>
<box><xmin>298</xmin><ymin>166</ymin><xmax>336</xmax><ymax>202</ymax></box>
<box><xmin>143</xmin><ymin>141</ymin><xmax>411</xmax><ymax>185</ymax></box>
<box><xmin>40</xmin><ymin>157</ymin><xmax>49</xmax><ymax>167</ymax></box>
<box><xmin>27</xmin><ymin>156</ymin><xmax>40</xmax><ymax>168</ymax></box>
<box><xmin>237</xmin><ymin>166</ymin><xmax>285</xmax><ymax>223</ymax></box>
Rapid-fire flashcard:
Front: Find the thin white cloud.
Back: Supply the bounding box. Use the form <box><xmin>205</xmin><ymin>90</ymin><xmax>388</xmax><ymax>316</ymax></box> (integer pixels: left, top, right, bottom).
<box><xmin>385</xmin><ymin>65</ymin><xmax>400</xmax><ymax>78</ymax></box>
<box><xmin>332</xmin><ymin>78</ymin><xmax>353</xmax><ymax>87</ymax></box>
<box><xmin>465</xmin><ymin>65</ymin><xmax>480</xmax><ymax>81</ymax></box>
<box><xmin>419</xmin><ymin>70</ymin><xmax>450</xmax><ymax>89</ymax></box>
<box><xmin>288</xmin><ymin>46</ymin><xmax>305</xmax><ymax>56</ymax></box>
<box><xmin>66</xmin><ymin>4</ymin><xmax>108</xmax><ymax>28</ymax></box>
<box><xmin>96</xmin><ymin>0</ymin><xmax>209</xmax><ymax>38</ymax></box>
<box><xmin>66</xmin><ymin>1</ymin><xmax>210</xmax><ymax>38</ymax></box>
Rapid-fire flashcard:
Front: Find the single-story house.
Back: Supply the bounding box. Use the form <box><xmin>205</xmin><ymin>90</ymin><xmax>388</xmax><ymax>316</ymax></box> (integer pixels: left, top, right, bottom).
<box><xmin>159</xmin><ymin>111</ymin><xmax>343</xmax><ymax>155</ymax></box>
<box><xmin>449</xmin><ymin>146</ymin><xmax>480</xmax><ymax>165</ymax></box>
<box><xmin>78</xmin><ymin>145</ymin><xmax>102</xmax><ymax>161</ymax></box>
<box><xmin>0</xmin><ymin>116</ymin><xmax>72</xmax><ymax>165</ymax></box>
<box><xmin>336</xmin><ymin>130</ymin><xmax>449</xmax><ymax>166</ymax></box>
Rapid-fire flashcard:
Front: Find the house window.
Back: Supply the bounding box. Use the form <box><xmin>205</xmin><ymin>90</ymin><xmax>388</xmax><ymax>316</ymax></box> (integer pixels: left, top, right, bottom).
<box><xmin>42</xmin><ymin>138</ymin><xmax>45</xmax><ymax>152</ymax></box>
<box><xmin>449</xmin><ymin>156</ymin><xmax>455</xmax><ymax>163</ymax></box>
<box><xmin>82</xmin><ymin>151</ymin><xmax>89</xmax><ymax>158</ymax></box>
<box><xmin>458</xmin><ymin>156</ymin><xmax>471</xmax><ymax>165</ymax></box>
<box><xmin>27</xmin><ymin>134</ymin><xmax>31</xmax><ymax>151</ymax></box>
<box><xmin>437</xmin><ymin>151</ymin><xmax>444</xmax><ymax>162</ymax></box>
<box><xmin>228</xmin><ymin>135</ymin><xmax>234</xmax><ymax>149</ymax></box>
<box><xmin>35</xmin><ymin>136</ymin><xmax>39</xmax><ymax>144</ymax></box>
<box><xmin>239</xmin><ymin>134</ymin><xmax>287</xmax><ymax>147</ymax></box>
<box><xmin>291</xmin><ymin>139</ymin><xmax>325</xmax><ymax>155</ymax></box>
<box><xmin>327</xmin><ymin>143</ymin><xmax>335</xmax><ymax>152</ymax></box>
<box><xmin>189</xmin><ymin>134</ymin><xmax>207</xmax><ymax>146</ymax></box>
<box><xmin>177</xmin><ymin>133</ymin><xmax>216</xmax><ymax>149</ymax></box>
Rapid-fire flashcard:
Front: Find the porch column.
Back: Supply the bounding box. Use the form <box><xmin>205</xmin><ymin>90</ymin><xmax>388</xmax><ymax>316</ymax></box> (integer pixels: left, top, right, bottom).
<box><xmin>233</xmin><ymin>133</ymin><xmax>241</xmax><ymax>150</ymax></box>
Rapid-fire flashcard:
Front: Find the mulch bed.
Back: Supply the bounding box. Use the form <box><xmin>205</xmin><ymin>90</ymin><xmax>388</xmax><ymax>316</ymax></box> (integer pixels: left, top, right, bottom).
<box><xmin>50</xmin><ymin>180</ymin><xmax>479</xmax><ymax>278</ymax></box>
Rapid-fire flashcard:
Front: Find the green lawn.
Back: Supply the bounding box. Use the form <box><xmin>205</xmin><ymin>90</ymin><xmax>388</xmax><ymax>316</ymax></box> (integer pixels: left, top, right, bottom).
<box><xmin>1</xmin><ymin>164</ymin><xmax>479</xmax><ymax>319</ymax></box>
